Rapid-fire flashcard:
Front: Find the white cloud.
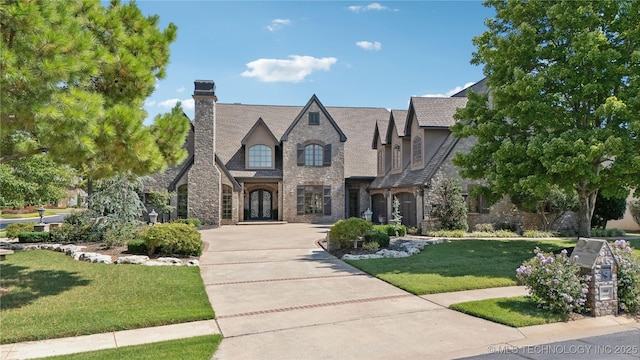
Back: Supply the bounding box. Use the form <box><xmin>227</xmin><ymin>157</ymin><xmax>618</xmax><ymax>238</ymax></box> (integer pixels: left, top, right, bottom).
<box><xmin>348</xmin><ymin>3</ymin><xmax>388</xmax><ymax>12</ymax></box>
<box><xmin>157</xmin><ymin>98</ymin><xmax>194</xmax><ymax>110</ymax></box>
<box><xmin>176</xmin><ymin>86</ymin><xmax>185</xmax><ymax>93</ymax></box>
<box><xmin>267</xmin><ymin>18</ymin><xmax>291</xmax><ymax>31</ymax></box>
<box><xmin>356</xmin><ymin>41</ymin><xmax>382</xmax><ymax>51</ymax></box>
<box><xmin>241</xmin><ymin>55</ymin><xmax>337</xmax><ymax>83</ymax></box>
<box><xmin>144</xmin><ymin>99</ymin><xmax>156</xmax><ymax>107</ymax></box>
<box><xmin>422</xmin><ymin>82</ymin><xmax>476</xmax><ymax>97</ymax></box>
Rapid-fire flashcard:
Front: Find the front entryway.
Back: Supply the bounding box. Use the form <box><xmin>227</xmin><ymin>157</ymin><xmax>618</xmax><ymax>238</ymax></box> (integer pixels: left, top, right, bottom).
<box><xmin>249</xmin><ymin>189</ymin><xmax>272</xmax><ymax>220</ymax></box>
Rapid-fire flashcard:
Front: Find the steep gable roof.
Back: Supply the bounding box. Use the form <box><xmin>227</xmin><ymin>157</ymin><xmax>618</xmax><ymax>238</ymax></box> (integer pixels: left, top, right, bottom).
<box><xmin>407</xmin><ymin>97</ymin><xmax>468</xmax><ymax>130</ymax></box>
<box><xmin>212</xmin><ymin>100</ymin><xmax>389</xmax><ymax>179</ymax></box>
<box><xmin>384</xmin><ymin>109</ymin><xmax>408</xmax><ymax>144</ymax></box>
<box><xmin>281</xmin><ymin>94</ymin><xmax>347</xmax><ymax>142</ymax></box>
<box><xmin>240</xmin><ymin>117</ymin><xmax>278</xmax><ymax>146</ymax></box>
<box><xmin>451</xmin><ymin>77</ymin><xmax>489</xmax><ymax>97</ymax></box>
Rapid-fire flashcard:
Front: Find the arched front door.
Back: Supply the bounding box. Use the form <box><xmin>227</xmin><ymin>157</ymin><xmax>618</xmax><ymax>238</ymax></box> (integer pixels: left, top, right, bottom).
<box><xmin>249</xmin><ymin>189</ymin><xmax>272</xmax><ymax>220</ymax></box>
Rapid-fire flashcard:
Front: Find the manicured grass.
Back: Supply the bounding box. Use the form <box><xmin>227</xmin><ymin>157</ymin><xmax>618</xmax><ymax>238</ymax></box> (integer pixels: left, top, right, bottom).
<box><xmin>0</xmin><ymin>250</ymin><xmax>214</xmax><ymax>344</ymax></box>
<box><xmin>345</xmin><ymin>239</ymin><xmax>574</xmax><ymax>295</ymax></box>
<box><xmin>1</xmin><ymin>208</ymin><xmax>80</xmax><ymax>219</ymax></box>
<box><xmin>39</xmin><ymin>335</ymin><xmax>222</xmax><ymax>360</ymax></box>
<box><xmin>450</xmin><ymin>296</ymin><xmax>565</xmax><ymax>327</ymax></box>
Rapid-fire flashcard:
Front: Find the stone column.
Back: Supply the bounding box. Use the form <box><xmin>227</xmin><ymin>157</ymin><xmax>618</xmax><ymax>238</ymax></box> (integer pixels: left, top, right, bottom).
<box><xmin>188</xmin><ymin>80</ymin><xmax>221</xmax><ymax>225</ymax></box>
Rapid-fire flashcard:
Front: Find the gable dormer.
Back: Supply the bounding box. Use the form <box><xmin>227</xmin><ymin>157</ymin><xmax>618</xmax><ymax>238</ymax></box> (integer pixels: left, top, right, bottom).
<box><xmin>281</xmin><ymin>94</ymin><xmax>347</xmax><ymax>143</ymax></box>
<box><xmin>385</xmin><ymin>110</ymin><xmax>407</xmax><ymax>174</ymax></box>
<box><xmin>241</xmin><ymin>117</ymin><xmax>278</xmax><ymax>169</ymax></box>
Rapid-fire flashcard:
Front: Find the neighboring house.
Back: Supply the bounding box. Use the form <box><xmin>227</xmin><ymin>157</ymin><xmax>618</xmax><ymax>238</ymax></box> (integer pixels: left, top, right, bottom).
<box><xmin>151</xmin><ymin>80</ymin><xmax>389</xmax><ymax>225</ymax></box>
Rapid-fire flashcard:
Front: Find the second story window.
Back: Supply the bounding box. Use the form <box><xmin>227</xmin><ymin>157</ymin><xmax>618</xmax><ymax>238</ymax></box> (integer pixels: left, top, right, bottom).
<box><xmin>412</xmin><ymin>136</ymin><xmax>422</xmax><ymax>164</ymax></box>
<box><xmin>392</xmin><ymin>144</ymin><xmax>401</xmax><ymax>169</ymax></box>
<box><xmin>248</xmin><ymin>144</ymin><xmax>272</xmax><ymax>168</ymax></box>
<box><xmin>309</xmin><ymin>112</ymin><xmax>320</xmax><ymax>125</ymax></box>
<box><xmin>305</xmin><ymin>144</ymin><xmax>323</xmax><ymax>166</ymax></box>
<box><xmin>377</xmin><ymin>150</ymin><xmax>384</xmax><ymax>173</ymax></box>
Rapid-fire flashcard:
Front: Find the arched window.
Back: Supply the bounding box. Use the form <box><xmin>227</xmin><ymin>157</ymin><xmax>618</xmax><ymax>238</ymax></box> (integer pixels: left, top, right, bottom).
<box><xmin>177</xmin><ymin>184</ymin><xmax>188</xmax><ymax>219</ymax></box>
<box><xmin>305</xmin><ymin>144</ymin><xmax>323</xmax><ymax>166</ymax></box>
<box><xmin>248</xmin><ymin>144</ymin><xmax>272</xmax><ymax>168</ymax></box>
<box><xmin>412</xmin><ymin>136</ymin><xmax>422</xmax><ymax>164</ymax></box>
<box><xmin>392</xmin><ymin>145</ymin><xmax>401</xmax><ymax>169</ymax></box>
<box><xmin>222</xmin><ymin>185</ymin><xmax>232</xmax><ymax>220</ymax></box>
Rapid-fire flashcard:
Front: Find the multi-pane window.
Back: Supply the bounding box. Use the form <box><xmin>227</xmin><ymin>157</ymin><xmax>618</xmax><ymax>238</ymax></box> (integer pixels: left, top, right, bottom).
<box><xmin>309</xmin><ymin>112</ymin><xmax>320</xmax><ymax>125</ymax></box>
<box><xmin>377</xmin><ymin>150</ymin><xmax>384</xmax><ymax>173</ymax></box>
<box><xmin>304</xmin><ymin>144</ymin><xmax>323</xmax><ymax>166</ymax></box>
<box><xmin>392</xmin><ymin>145</ymin><xmax>401</xmax><ymax>169</ymax></box>
<box><xmin>222</xmin><ymin>185</ymin><xmax>232</xmax><ymax>219</ymax></box>
<box><xmin>248</xmin><ymin>144</ymin><xmax>272</xmax><ymax>168</ymax></box>
<box><xmin>412</xmin><ymin>136</ymin><xmax>422</xmax><ymax>164</ymax></box>
<box><xmin>297</xmin><ymin>185</ymin><xmax>331</xmax><ymax>215</ymax></box>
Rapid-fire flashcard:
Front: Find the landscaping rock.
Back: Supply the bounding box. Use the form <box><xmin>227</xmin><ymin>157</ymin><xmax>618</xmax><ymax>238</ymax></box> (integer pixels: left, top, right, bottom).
<box><xmin>341</xmin><ymin>237</ymin><xmax>448</xmax><ymax>260</ymax></box>
<box><xmin>115</xmin><ymin>255</ymin><xmax>150</xmax><ymax>265</ymax></box>
<box><xmin>156</xmin><ymin>257</ymin><xmax>183</xmax><ymax>265</ymax></box>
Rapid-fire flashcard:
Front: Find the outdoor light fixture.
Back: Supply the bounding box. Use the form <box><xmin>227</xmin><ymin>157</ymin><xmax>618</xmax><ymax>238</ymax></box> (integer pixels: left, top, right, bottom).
<box><xmin>364</xmin><ymin>208</ymin><xmax>373</xmax><ymax>222</ymax></box>
<box><xmin>37</xmin><ymin>206</ymin><xmax>46</xmax><ymax>225</ymax></box>
<box><xmin>148</xmin><ymin>209</ymin><xmax>158</xmax><ymax>226</ymax></box>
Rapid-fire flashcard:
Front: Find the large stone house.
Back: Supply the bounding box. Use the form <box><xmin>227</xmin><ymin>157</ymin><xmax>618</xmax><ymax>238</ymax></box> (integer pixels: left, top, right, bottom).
<box><xmin>152</xmin><ymin>78</ymin><xmax>588</xmax><ymax>231</ymax></box>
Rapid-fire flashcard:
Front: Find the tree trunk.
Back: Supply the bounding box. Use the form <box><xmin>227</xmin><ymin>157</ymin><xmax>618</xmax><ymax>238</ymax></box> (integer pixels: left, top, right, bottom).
<box><xmin>576</xmin><ymin>188</ymin><xmax>597</xmax><ymax>238</ymax></box>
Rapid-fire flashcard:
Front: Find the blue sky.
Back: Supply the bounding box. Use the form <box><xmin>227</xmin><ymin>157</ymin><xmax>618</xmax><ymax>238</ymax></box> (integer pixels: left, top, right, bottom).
<box><xmin>135</xmin><ymin>1</ymin><xmax>495</xmax><ymax>122</ymax></box>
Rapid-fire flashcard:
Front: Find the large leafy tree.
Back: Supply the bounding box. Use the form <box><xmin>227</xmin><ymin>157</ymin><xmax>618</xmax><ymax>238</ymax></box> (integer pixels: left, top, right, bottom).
<box><xmin>0</xmin><ymin>154</ymin><xmax>77</xmax><ymax>208</ymax></box>
<box><xmin>1</xmin><ymin>0</ymin><xmax>189</xmax><ymax>182</ymax></box>
<box><xmin>451</xmin><ymin>0</ymin><xmax>640</xmax><ymax>237</ymax></box>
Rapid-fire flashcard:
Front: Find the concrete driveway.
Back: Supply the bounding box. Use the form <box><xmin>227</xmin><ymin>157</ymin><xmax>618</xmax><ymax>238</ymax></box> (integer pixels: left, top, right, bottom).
<box><xmin>199</xmin><ymin>223</ymin><xmax>526</xmax><ymax>360</ymax></box>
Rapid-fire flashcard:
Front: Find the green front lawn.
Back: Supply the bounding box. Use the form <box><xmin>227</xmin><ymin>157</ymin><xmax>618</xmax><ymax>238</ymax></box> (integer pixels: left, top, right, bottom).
<box><xmin>39</xmin><ymin>335</ymin><xmax>222</xmax><ymax>360</ymax></box>
<box><xmin>0</xmin><ymin>250</ymin><xmax>215</xmax><ymax>344</ymax></box>
<box><xmin>450</xmin><ymin>296</ymin><xmax>565</xmax><ymax>327</ymax></box>
<box><xmin>345</xmin><ymin>239</ymin><xmax>574</xmax><ymax>294</ymax></box>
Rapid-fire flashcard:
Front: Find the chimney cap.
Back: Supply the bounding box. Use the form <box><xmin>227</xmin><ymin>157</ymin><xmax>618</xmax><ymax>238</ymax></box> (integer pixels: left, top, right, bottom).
<box><xmin>194</xmin><ymin>80</ymin><xmax>215</xmax><ymax>96</ymax></box>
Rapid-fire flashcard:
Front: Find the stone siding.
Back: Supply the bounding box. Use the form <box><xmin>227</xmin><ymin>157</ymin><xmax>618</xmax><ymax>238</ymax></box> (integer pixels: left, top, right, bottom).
<box><xmin>188</xmin><ymin>95</ymin><xmax>221</xmax><ymax>225</ymax></box>
<box><xmin>282</xmin><ymin>102</ymin><xmax>345</xmax><ymax>222</ymax></box>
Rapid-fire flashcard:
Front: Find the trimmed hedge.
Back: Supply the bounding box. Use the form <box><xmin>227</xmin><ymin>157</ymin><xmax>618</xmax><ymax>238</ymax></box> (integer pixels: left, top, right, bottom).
<box><xmin>329</xmin><ymin>218</ymin><xmax>373</xmax><ymax>248</ymax></box>
<box><xmin>5</xmin><ymin>223</ymin><xmax>35</xmax><ymax>239</ymax></box>
<box><xmin>373</xmin><ymin>224</ymin><xmax>407</xmax><ymax>237</ymax></box>
<box><xmin>138</xmin><ymin>223</ymin><xmax>203</xmax><ymax>256</ymax></box>
<box><xmin>18</xmin><ymin>232</ymin><xmax>51</xmax><ymax>243</ymax></box>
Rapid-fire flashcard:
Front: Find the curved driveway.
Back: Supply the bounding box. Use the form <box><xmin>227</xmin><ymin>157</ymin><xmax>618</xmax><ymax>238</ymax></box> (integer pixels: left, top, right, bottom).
<box><xmin>199</xmin><ymin>223</ymin><xmax>528</xmax><ymax>360</ymax></box>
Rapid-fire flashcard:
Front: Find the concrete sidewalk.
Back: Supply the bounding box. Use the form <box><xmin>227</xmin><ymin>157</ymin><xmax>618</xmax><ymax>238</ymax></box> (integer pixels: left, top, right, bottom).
<box><xmin>2</xmin><ymin>224</ymin><xmax>638</xmax><ymax>359</ymax></box>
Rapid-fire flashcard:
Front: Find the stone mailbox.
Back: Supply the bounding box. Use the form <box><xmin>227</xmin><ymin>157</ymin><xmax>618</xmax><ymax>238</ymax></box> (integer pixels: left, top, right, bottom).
<box><xmin>571</xmin><ymin>238</ymin><xmax>618</xmax><ymax>316</ymax></box>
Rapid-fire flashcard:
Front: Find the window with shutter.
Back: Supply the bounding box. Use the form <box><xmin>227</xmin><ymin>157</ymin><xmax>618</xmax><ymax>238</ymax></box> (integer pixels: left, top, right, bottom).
<box><xmin>323</xmin><ymin>144</ymin><xmax>331</xmax><ymax>166</ymax></box>
<box><xmin>297</xmin><ymin>144</ymin><xmax>304</xmax><ymax>166</ymax></box>
<box><xmin>309</xmin><ymin>112</ymin><xmax>320</xmax><ymax>125</ymax></box>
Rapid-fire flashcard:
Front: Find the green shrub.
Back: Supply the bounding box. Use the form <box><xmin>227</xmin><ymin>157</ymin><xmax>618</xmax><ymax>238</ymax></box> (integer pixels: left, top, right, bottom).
<box><xmin>493</xmin><ymin>230</ymin><xmax>519</xmax><ymax>238</ymax></box>
<box><xmin>103</xmin><ymin>222</ymin><xmax>139</xmax><ymax>248</ymax></box>
<box><xmin>64</xmin><ymin>209</ymin><xmax>99</xmax><ymax>226</ymax></box>
<box><xmin>406</xmin><ymin>226</ymin><xmax>420</xmax><ymax>235</ymax></box>
<box><xmin>610</xmin><ymin>240</ymin><xmax>640</xmax><ymax>314</ymax></box>
<box><xmin>426</xmin><ymin>229</ymin><xmax>466</xmax><ymax>238</ymax></box>
<box><xmin>5</xmin><ymin>223</ymin><xmax>35</xmax><ymax>239</ymax></box>
<box><xmin>138</xmin><ymin>223</ymin><xmax>202</xmax><ymax>256</ymax></box>
<box><xmin>362</xmin><ymin>241</ymin><xmax>380</xmax><ymax>252</ymax></box>
<box><xmin>590</xmin><ymin>228</ymin><xmax>626</xmax><ymax>237</ymax></box>
<box><xmin>330</xmin><ymin>217</ymin><xmax>373</xmax><ymax>248</ymax></box>
<box><xmin>373</xmin><ymin>224</ymin><xmax>407</xmax><ymax>237</ymax></box>
<box><xmin>523</xmin><ymin>230</ymin><xmax>556</xmax><ymax>238</ymax></box>
<box><xmin>474</xmin><ymin>223</ymin><xmax>495</xmax><ymax>232</ymax></box>
<box><xmin>49</xmin><ymin>223</ymin><xmax>91</xmax><ymax>243</ymax></box>
<box><xmin>364</xmin><ymin>230</ymin><xmax>390</xmax><ymax>248</ymax></box>
<box><xmin>126</xmin><ymin>239</ymin><xmax>148</xmax><ymax>255</ymax></box>
<box><xmin>18</xmin><ymin>232</ymin><xmax>51</xmax><ymax>243</ymax></box>
<box><xmin>172</xmin><ymin>218</ymin><xmax>202</xmax><ymax>227</ymax></box>
<box><xmin>470</xmin><ymin>231</ymin><xmax>497</xmax><ymax>238</ymax></box>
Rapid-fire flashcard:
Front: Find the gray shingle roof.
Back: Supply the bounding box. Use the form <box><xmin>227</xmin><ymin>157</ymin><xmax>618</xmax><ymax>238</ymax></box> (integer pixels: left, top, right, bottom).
<box><xmin>214</xmin><ymin>101</ymin><xmax>390</xmax><ymax>179</ymax></box>
<box><xmin>409</xmin><ymin>97</ymin><xmax>468</xmax><ymax>128</ymax></box>
<box><xmin>451</xmin><ymin>77</ymin><xmax>489</xmax><ymax>97</ymax></box>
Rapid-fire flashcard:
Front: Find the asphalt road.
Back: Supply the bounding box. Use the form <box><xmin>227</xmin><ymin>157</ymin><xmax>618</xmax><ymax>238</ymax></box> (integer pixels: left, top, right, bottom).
<box><xmin>0</xmin><ymin>214</ymin><xmax>68</xmax><ymax>229</ymax></box>
<box><xmin>460</xmin><ymin>329</ymin><xmax>640</xmax><ymax>360</ymax></box>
